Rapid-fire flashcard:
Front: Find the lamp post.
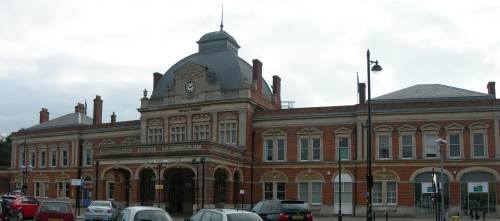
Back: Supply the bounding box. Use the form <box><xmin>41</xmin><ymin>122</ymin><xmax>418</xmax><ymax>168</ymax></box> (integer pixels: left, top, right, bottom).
<box><xmin>192</xmin><ymin>158</ymin><xmax>200</xmax><ymax>211</ymax></box>
<box><xmin>366</xmin><ymin>49</ymin><xmax>383</xmax><ymax>221</ymax></box>
<box><xmin>338</xmin><ymin>146</ymin><xmax>342</xmax><ymax>221</ymax></box>
<box><xmin>435</xmin><ymin>138</ymin><xmax>447</xmax><ymax>221</ymax></box>
<box><xmin>200</xmin><ymin>157</ymin><xmax>206</xmax><ymax>209</ymax></box>
<box><xmin>152</xmin><ymin>159</ymin><xmax>168</xmax><ymax>208</ymax></box>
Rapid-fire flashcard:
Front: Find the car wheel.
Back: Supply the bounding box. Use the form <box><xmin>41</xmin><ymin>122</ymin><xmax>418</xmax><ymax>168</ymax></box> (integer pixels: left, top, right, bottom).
<box><xmin>16</xmin><ymin>212</ymin><xmax>23</xmax><ymax>221</ymax></box>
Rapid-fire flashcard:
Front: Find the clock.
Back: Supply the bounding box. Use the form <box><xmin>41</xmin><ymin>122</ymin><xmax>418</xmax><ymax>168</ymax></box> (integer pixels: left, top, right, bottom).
<box><xmin>185</xmin><ymin>80</ymin><xmax>195</xmax><ymax>94</ymax></box>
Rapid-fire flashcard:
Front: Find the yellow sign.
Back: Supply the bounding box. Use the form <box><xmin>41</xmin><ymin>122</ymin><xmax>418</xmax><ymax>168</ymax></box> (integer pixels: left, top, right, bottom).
<box><xmin>155</xmin><ymin>185</ymin><xmax>164</xmax><ymax>190</ymax></box>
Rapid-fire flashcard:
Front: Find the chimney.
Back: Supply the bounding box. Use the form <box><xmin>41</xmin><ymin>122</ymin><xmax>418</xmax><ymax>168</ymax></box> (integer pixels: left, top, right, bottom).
<box><xmin>358</xmin><ymin>83</ymin><xmax>366</xmax><ymax>104</ymax></box>
<box><xmin>93</xmin><ymin>95</ymin><xmax>103</xmax><ymax>125</ymax></box>
<box><xmin>111</xmin><ymin>112</ymin><xmax>116</xmax><ymax>124</ymax></box>
<box><xmin>272</xmin><ymin>75</ymin><xmax>281</xmax><ymax>108</ymax></box>
<box><xmin>487</xmin><ymin>81</ymin><xmax>496</xmax><ymax>98</ymax></box>
<box><xmin>153</xmin><ymin>72</ymin><xmax>163</xmax><ymax>90</ymax></box>
<box><xmin>39</xmin><ymin>108</ymin><xmax>49</xmax><ymax>124</ymax></box>
<box><xmin>252</xmin><ymin>59</ymin><xmax>263</xmax><ymax>92</ymax></box>
<box><xmin>75</xmin><ymin>103</ymin><xmax>85</xmax><ymax>113</ymax></box>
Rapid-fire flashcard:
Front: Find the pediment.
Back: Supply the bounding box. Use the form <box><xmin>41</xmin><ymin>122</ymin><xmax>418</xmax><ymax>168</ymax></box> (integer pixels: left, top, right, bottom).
<box><xmin>297</xmin><ymin>127</ymin><xmax>323</xmax><ymax>135</ymax></box>
<box><xmin>175</xmin><ymin>62</ymin><xmax>207</xmax><ymax>80</ymax></box>
<box><xmin>261</xmin><ymin>171</ymin><xmax>288</xmax><ymax>182</ymax></box>
<box><xmin>296</xmin><ymin>171</ymin><xmax>324</xmax><ymax>182</ymax></box>
<box><xmin>263</xmin><ymin>128</ymin><xmax>286</xmax><ymax>136</ymax></box>
<box><xmin>335</xmin><ymin>127</ymin><xmax>352</xmax><ymax>134</ymax></box>
<box><xmin>397</xmin><ymin>124</ymin><xmax>417</xmax><ymax>132</ymax></box>
<box><xmin>375</xmin><ymin>125</ymin><xmax>393</xmax><ymax>133</ymax></box>
<box><xmin>148</xmin><ymin>118</ymin><xmax>163</xmax><ymax>126</ymax></box>
<box><xmin>445</xmin><ymin>123</ymin><xmax>464</xmax><ymax>131</ymax></box>
<box><xmin>192</xmin><ymin>114</ymin><xmax>210</xmax><ymax>122</ymax></box>
<box><xmin>169</xmin><ymin>116</ymin><xmax>186</xmax><ymax>124</ymax></box>
<box><xmin>421</xmin><ymin>123</ymin><xmax>441</xmax><ymax>131</ymax></box>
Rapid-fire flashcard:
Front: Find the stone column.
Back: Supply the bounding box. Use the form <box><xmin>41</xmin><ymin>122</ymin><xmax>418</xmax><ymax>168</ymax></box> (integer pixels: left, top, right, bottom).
<box><xmin>140</xmin><ymin>120</ymin><xmax>147</xmax><ymax>144</ymax></box>
<box><xmin>494</xmin><ymin>113</ymin><xmax>500</xmax><ymax>158</ymax></box>
<box><xmin>211</xmin><ymin>112</ymin><xmax>218</xmax><ymax>142</ymax></box>
<box><xmin>238</xmin><ymin>110</ymin><xmax>247</xmax><ymax>148</ymax></box>
<box><xmin>187</xmin><ymin>114</ymin><xmax>192</xmax><ymax>141</ymax></box>
<box><xmin>357</xmin><ymin>120</ymin><xmax>363</xmax><ymax>160</ymax></box>
<box><xmin>130</xmin><ymin>179</ymin><xmax>140</xmax><ymax>206</ymax></box>
<box><xmin>163</xmin><ymin>117</ymin><xmax>169</xmax><ymax>143</ymax></box>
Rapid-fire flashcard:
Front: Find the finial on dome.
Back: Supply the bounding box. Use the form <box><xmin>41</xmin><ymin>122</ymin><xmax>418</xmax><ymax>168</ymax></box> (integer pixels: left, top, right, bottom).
<box><xmin>220</xmin><ymin>4</ymin><xmax>224</xmax><ymax>31</ymax></box>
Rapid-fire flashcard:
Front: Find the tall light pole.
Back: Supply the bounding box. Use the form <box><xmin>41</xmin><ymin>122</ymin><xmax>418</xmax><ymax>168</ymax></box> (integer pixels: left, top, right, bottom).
<box><xmin>338</xmin><ymin>146</ymin><xmax>342</xmax><ymax>221</ymax></box>
<box><xmin>366</xmin><ymin>49</ymin><xmax>383</xmax><ymax>221</ymax></box>
<box><xmin>192</xmin><ymin>158</ymin><xmax>200</xmax><ymax>211</ymax></box>
<box><xmin>152</xmin><ymin>159</ymin><xmax>168</xmax><ymax>208</ymax></box>
<box><xmin>435</xmin><ymin>138</ymin><xmax>447</xmax><ymax>221</ymax></box>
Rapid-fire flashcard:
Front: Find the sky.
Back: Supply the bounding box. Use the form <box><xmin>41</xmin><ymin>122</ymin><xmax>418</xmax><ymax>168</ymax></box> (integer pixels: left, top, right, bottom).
<box><xmin>1</xmin><ymin>0</ymin><xmax>500</xmax><ymax>136</ymax></box>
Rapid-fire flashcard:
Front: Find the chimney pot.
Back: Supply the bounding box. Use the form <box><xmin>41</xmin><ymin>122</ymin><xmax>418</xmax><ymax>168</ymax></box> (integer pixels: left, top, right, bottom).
<box><xmin>75</xmin><ymin>103</ymin><xmax>85</xmax><ymax>113</ymax></box>
<box><xmin>252</xmin><ymin>59</ymin><xmax>263</xmax><ymax>92</ymax></box>
<box><xmin>39</xmin><ymin>108</ymin><xmax>49</xmax><ymax>124</ymax></box>
<box><xmin>272</xmin><ymin>75</ymin><xmax>282</xmax><ymax>108</ymax></box>
<box><xmin>153</xmin><ymin>72</ymin><xmax>163</xmax><ymax>91</ymax></box>
<box><xmin>93</xmin><ymin>95</ymin><xmax>103</xmax><ymax>125</ymax></box>
<box><xmin>111</xmin><ymin>112</ymin><xmax>116</xmax><ymax>124</ymax></box>
<box><xmin>487</xmin><ymin>81</ymin><xmax>496</xmax><ymax>98</ymax></box>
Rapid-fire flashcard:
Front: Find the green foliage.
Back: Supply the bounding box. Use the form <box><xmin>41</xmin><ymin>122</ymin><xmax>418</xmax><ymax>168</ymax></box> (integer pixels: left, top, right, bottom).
<box><xmin>0</xmin><ymin>136</ymin><xmax>11</xmax><ymax>166</ymax></box>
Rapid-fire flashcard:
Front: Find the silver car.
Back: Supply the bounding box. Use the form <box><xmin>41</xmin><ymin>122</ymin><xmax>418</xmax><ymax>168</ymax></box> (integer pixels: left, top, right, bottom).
<box><xmin>84</xmin><ymin>201</ymin><xmax>119</xmax><ymax>221</ymax></box>
<box><xmin>116</xmin><ymin>207</ymin><xmax>173</xmax><ymax>221</ymax></box>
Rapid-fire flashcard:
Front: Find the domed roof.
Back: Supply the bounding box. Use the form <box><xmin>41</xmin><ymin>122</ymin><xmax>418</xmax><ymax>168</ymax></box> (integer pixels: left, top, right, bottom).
<box><xmin>151</xmin><ymin>29</ymin><xmax>273</xmax><ymax>101</ymax></box>
<box><xmin>198</xmin><ymin>30</ymin><xmax>240</xmax><ymax>47</ymax></box>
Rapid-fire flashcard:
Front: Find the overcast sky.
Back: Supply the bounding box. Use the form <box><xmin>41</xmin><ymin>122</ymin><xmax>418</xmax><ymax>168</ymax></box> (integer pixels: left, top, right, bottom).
<box><xmin>1</xmin><ymin>0</ymin><xmax>500</xmax><ymax>136</ymax></box>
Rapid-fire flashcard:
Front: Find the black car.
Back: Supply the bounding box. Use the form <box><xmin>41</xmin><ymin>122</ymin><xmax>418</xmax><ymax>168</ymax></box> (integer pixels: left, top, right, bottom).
<box><xmin>251</xmin><ymin>200</ymin><xmax>312</xmax><ymax>221</ymax></box>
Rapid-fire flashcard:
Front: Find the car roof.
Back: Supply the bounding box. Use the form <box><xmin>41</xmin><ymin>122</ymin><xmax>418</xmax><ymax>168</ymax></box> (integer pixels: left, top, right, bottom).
<box><xmin>40</xmin><ymin>201</ymin><xmax>70</xmax><ymax>204</ymax></box>
<box><xmin>124</xmin><ymin>206</ymin><xmax>168</xmax><ymax>212</ymax></box>
<box><xmin>199</xmin><ymin>208</ymin><xmax>255</xmax><ymax>214</ymax></box>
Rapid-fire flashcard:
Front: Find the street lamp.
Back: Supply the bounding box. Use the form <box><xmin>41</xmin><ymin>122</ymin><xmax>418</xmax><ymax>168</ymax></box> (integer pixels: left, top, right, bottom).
<box><xmin>152</xmin><ymin>159</ymin><xmax>168</xmax><ymax>208</ymax></box>
<box><xmin>435</xmin><ymin>138</ymin><xmax>447</xmax><ymax>221</ymax></box>
<box><xmin>191</xmin><ymin>158</ymin><xmax>200</xmax><ymax>211</ymax></box>
<box><xmin>366</xmin><ymin>49</ymin><xmax>382</xmax><ymax>221</ymax></box>
<box><xmin>192</xmin><ymin>157</ymin><xmax>207</xmax><ymax>208</ymax></box>
<box><xmin>338</xmin><ymin>146</ymin><xmax>342</xmax><ymax>221</ymax></box>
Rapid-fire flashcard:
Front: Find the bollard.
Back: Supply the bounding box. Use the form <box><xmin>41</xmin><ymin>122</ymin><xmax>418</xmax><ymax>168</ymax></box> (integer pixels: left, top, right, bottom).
<box><xmin>482</xmin><ymin>209</ymin><xmax>485</xmax><ymax>221</ymax></box>
<box><xmin>385</xmin><ymin>210</ymin><xmax>388</xmax><ymax>221</ymax></box>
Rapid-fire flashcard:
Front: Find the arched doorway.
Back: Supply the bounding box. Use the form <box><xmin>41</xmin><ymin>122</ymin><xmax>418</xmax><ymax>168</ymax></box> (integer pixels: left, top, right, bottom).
<box><xmin>82</xmin><ymin>176</ymin><xmax>93</xmax><ymax>207</ymax></box>
<box><xmin>334</xmin><ymin>173</ymin><xmax>353</xmax><ymax>215</ymax></box>
<box><xmin>214</xmin><ymin>168</ymin><xmax>228</xmax><ymax>207</ymax></box>
<box><xmin>164</xmin><ymin>168</ymin><xmax>195</xmax><ymax>214</ymax></box>
<box><xmin>413</xmin><ymin>172</ymin><xmax>450</xmax><ymax>217</ymax></box>
<box><xmin>139</xmin><ymin>168</ymin><xmax>156</xmax><ymax>206</ymax></box>
<box><xmin>104</xmin><ymin>168</ymin><xmax>131</xmax><ymax>208</ymax></box>
<box><xmin>460</xmin><ymin>172</ymin><xmax>497</xmax><ymax>214</ymax></box>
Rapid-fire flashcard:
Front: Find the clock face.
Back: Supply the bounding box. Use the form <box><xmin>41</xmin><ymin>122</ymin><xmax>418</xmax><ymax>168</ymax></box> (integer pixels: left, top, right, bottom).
<box><xmin>185</xmin><ymin>80</ymin><xmax>195</xmax><ymax>94</ymax></box>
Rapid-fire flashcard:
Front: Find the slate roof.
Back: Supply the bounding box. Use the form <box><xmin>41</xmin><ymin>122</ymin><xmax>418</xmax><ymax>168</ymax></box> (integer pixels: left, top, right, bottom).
<box><xmin>27</xmin><ymin>113</ymin><xmax>93</xmax><ymax>130</ymax></box>
<box><xmin>198</xmin><ymin>30</ymin><xmax>240</xmax><ymax>48</ymax></box>
<box><xmin>373</xmin><ymin>84</ymin><xmax>493</xmax><ymax>102</ymax></box>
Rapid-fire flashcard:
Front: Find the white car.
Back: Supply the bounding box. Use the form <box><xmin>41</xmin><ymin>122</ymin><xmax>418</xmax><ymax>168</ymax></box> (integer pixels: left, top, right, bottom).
<box><xmin>84</xmin><ymin>200</ymin><xmax>120</xmax><ymax>221</ymax></box>
<box><xmin>116</xmin><ymin>207</ymin><xmax>173</xmax><ymax>221</ymax></box>
<box><xmin>186</xmin><ymin>209</ymin><xmax>263</xmax><ymax>221</ymax></box>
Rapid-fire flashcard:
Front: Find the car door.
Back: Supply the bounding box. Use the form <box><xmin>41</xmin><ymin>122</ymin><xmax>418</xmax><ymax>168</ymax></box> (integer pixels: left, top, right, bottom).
<box><xmin>20</xmin><ymin>197</ymin><xmax>38</xmax><ymax>217</ymax></box>
<box><xmin>259</xmin><ymin>201</ymin><xmax>274</xmax><ymax>221</ymax></box>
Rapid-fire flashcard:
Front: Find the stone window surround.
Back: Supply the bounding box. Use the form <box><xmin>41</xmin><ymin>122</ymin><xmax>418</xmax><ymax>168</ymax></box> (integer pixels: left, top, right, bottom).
<box><xmin>469</xmin><ymin>123</ymin><xmax>489</xmax><ymax>159</ymax></box>
<box><xmin>39</xmin><ymin>147</ymin><xmax>47</xmax><ymax>168</ymax></box>
<box><xmin>335</xmin><ymin>127</ymin><xmax>352</xmax><ymax>161</ymax></box>
<box><xmin>421</xmin><ymin>124</ymin><xmax>440</xmax><ymax>160</ymax></box>
<box><xmin>397</xmin><ymin>125</ymin><xmax>417</xmax><ymax>160</ymax></box>
<box><xmin>262</xmin><ymin>129</ymin><xmax>287</xmax><ymax>162</ymax></box>
<box><xmin>297</xmin><ymin>128</ymin><xmax>324</xmax><ymax>162</ymax></box>
<box><xmin>445</xmin><ymin>123</ymin><xmax>464</xmax><ymax>159</ymax></box>
<box><xmin>59</xmin><ymin>144</ymin><xmax>69</xmax><ymax>167</ymax></box>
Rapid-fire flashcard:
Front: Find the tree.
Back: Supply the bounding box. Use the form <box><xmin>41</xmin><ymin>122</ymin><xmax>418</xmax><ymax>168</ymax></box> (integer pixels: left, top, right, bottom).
<box><xmin>0</xmin><ymin>135</ymin><xmax>11</xmax><ymax>166</ymax></box>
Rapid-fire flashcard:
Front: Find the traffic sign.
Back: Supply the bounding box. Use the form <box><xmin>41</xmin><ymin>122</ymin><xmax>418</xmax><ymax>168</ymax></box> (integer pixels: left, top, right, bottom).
<box><xmin>155</xmin><ymin>185</ymin><xmax>164</xmax><ymax>190</ymax></box>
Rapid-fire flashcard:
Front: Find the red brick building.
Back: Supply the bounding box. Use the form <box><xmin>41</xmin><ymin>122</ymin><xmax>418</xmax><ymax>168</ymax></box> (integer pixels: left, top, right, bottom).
<box><xmin>5</xmin><ymin>28</ymin><xmax>500</xmax><ymax>217</ymax></box>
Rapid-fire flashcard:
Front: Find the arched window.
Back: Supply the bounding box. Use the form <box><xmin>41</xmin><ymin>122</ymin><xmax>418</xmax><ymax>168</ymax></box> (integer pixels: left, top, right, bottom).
<box><xmin>261</xmin><ymin>171</ymin><xmax>288</xmax><ymax>200</ymax></box>
<box><xmin>296</xmin><ymin>171</ymin><xmax>324</xmax><ymax>205</ymax></box>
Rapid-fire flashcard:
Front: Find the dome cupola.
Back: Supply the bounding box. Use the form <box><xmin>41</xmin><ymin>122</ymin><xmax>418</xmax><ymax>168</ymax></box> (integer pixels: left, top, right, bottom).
<box><xmin>197</xmin><ymin>30</ymin><xmax>240</xmax><ymax>54</ymax></box>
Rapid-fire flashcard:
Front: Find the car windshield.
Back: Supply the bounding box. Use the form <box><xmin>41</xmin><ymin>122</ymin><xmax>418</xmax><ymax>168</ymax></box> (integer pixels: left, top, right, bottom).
<box><xmin>134</xmin><ymin>210</ymin><xmax>170</xmax><ymax>221</ymax></box>
<box><xmin>281</xmin><ymin>201</ymin><xmax>308</xmax><ymax>210</ymax></box>
<box><xmin>227</xmin><ymin>213</ymin><xmax>262</xmax><ymax>221</ymax></box>
<box><xmin>40</xmin><ymin>202</ymin><xmax>70</xmax><ymax>213</ymax></box>
<box><xmin>91</xmin><ymin>201</ymin><xmax>111</xmax><ymax>207</ymax></box>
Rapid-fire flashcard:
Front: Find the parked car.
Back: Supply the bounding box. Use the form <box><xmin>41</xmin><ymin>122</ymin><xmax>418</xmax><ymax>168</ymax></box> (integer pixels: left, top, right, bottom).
<box><xmin>251</xmin><ymin>200</ymin><xmax>313</xmax><ymax>221</ymax></box>
<box><xmin>185</xmin><ymin>209</ymin><xmax>263</xmax><ymax>221</ymax></box>
<box><xmin>84</xmin><ymin>201</ymin><xmax>120</xmax><ymax>221</ymax></box>
<box><xmin>34</xmin><ymin>201</ymin><xmax>74</xmax><ymax>221</ymax></box>
<box><xmin>116</xmin><ymin>207</ymin><xmax>173</xmax><ymax>221</ymax></box>
<box><xmin>10</xmin><ymin>195</ymin><xmax>40</xmax><ymax>221</ymax></box>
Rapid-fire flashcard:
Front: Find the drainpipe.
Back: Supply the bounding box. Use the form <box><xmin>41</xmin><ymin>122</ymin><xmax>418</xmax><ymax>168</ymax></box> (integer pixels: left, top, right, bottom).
<box><xmin>250</xmin><ymin>131</ymin><xmax>255</xmax><ymax>208</ymax></box>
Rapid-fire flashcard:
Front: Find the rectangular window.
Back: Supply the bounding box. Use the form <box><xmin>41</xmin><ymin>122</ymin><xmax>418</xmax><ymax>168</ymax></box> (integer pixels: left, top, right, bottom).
<box><xmin>34</xmin><ymin>182</ymin><xmax>48</xmax><ymax>198</ymax></box>
<box><xmin>29</xmin><ymin>151</ymin><xmax>36</xmax><ymax>168</ymax></box>
<box><xmin>386</xmin><ymin>182</ymin><xmax>397</xmax><ymax>204</ymax></box>
<box><xmin>107</xmin><ymin>182</ymin><xmax>115</xmax><ymax>199</ymax></box>
<box><xmin>219</xmin><ymin>122</ymin><xmax>237</xmax><ymax>145</ymax></box>
<box><xmin>299</xmin><ymin>182</ymin><xmax>308</xmax><ymax>202</ymax></box>
<box><xmin>424</xmin><ymin>135</ymin><xmax>438</xmax><ymax>158</ymax></box>
<box><xmin>449</xmin><ymin>134</ymin><xmax>461</xmax><ymax>158</ymax></box>
<box><xmin>472</xmin><ymin>133</ymin><xmax>485</xmax><ymax>157</ymax></box>
<box><xmin>276</xmin><ymin>182</ymin><xmax>286</xmax><ymax>200</ymax></box>
<box><xmin>264</xmin><ymin>182</ymin><xmax>273</xmax><ymax>199</ymax></box>
<box><xmin>148</xmin><ymin>127</ymin><xmax>164</xmax><ymax>143</ymax></box>
<box><xmin>373</xmin><ymin>182</ymin><xmax>383</xmax><ymax>204</ymax></box>
<box><xmin>311</xmin><ymin>182</ymin><xmax>321</xmax><ymax>204</ymax></box>
<box><xmin>338</xmin><ymin>137</ymin><xmax>349</xmax><ymax>160</ymax></box>
<box><xmin>378</xmin><ymin>135</ymin><xmax>390</xmax><ymax>159</ymax></box>
<box><xmin>193</xmin><ymin>124</ymin><xmax>210</xmax><ymax>141</ymax></box>
<box><xmin>50</xmin><ymin>149</ymin><xmax>57</xmax><ymax>167</ymax></box>
<box><xmin>39</xmin><ymin>150</ymin><xmax>46</xmax><ymax>168</ymax></box>
<box><xmin>170</xmin><ymin>126</ymin><xmax>186</xmax><ymax>142</ymax></box>
<box><xmin>312</xmin><ymin>138</ymin><xmax>321</xmax><ymax>160</ymax></box>
<box><xmin>19</xmin><ymin>148</ymin><xmax>25</xmax><ymax>168</ymax></box>
<box><xmin>57</xmin><ymin>182</ymin><xmax>70</xmax><ymax>198</ymax></box>
<box><xmin>300</xmin><ymin>139</ymin><xmax>308</xmax><ymax>161</ymax></box>
<box><xmin>61</xmin><ymin>149</ymin><xmax>68</xmax><ymax>167</ymax></box>
<box><xmin>401</xmin><ymin>135</ymin><xmax>413</xmax><ymax>158</ymax></box>
<box><xmin>264</xmin><ymin>140</ymin><xmax>273</xmax><ymax>161</ymax></box>
<box><xmin>83</xmin><ymin>148</ymin><xmax>92</xmax><ymax>166</ymax></box>
<box><xmin>277</xmin><ymin>139</ymin><xmax>285</xmax><ymax>161</ymax></box>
